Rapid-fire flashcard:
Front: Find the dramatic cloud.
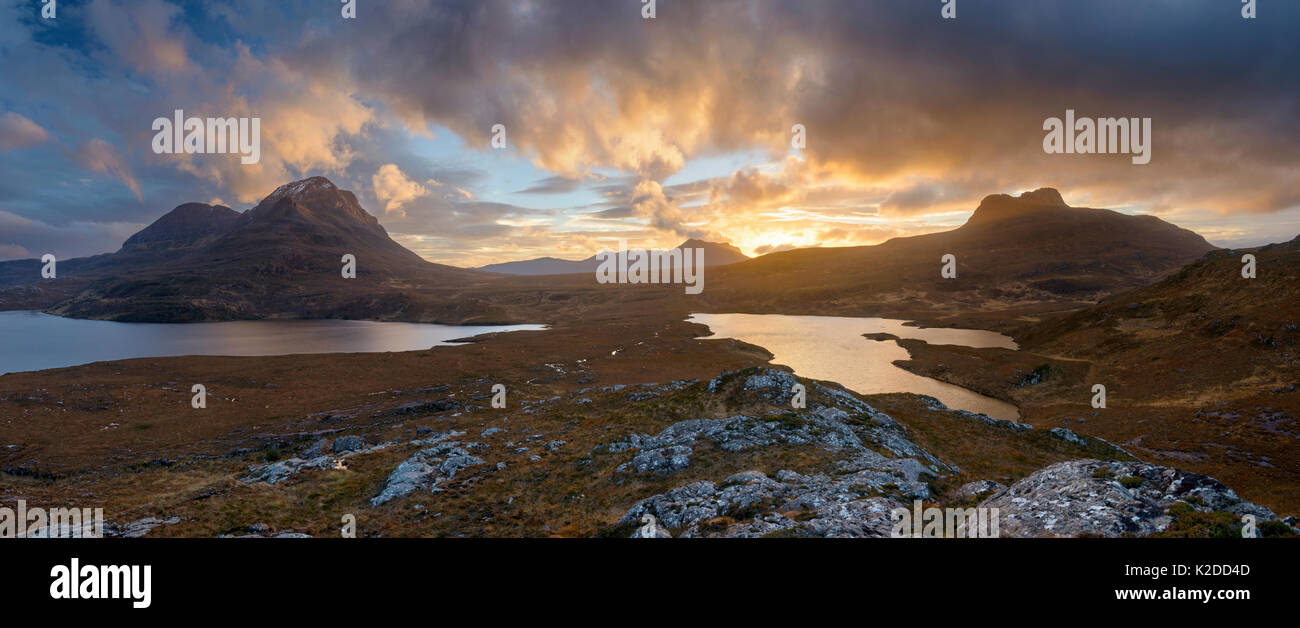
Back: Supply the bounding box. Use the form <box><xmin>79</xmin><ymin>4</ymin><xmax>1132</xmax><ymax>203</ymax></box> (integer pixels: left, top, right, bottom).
<box><xmin>86</xmin><ymin>0</ymin><xmax>189</xmax><ymax>74</ymax></box>
<box><xmin>0</xmin><ymin>112</ymin><xmax>48</xmax><ymax>150</ymax></box>
<box><xmin>2</xmin><ymin>0</ymin><xmax>1298</xmax><ymax>264</ymax></box>
<box><xmin>73</xmin><ymin>139</ymin><xmax>142</xmax><ymax>199</ymax></box>
<box><xmin>372</xmin><ymin>164</ymin><xmax>434</xmax><ymax>215</ymax></box>
<box><xmin>328</xmin><ymin>0</ymin><xmax>1300</xmax><ymax>222</ymax></box>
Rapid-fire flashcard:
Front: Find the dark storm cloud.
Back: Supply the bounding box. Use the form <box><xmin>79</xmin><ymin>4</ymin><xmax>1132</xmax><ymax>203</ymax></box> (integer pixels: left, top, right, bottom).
<box><xmin>2</xmin><ymin>0</ymin><xmax>1298</xmax><ymax>262</ymax></box>
<box><xmin>318</xmin><ymin>0</ymin><xmax>1298</xmax><ymax>216</ymax></box>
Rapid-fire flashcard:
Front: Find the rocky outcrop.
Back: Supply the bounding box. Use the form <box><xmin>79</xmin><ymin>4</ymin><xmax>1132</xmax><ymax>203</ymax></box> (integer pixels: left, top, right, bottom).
<box><xmin>612</xmin><ymin>369</ymin><xmax>1279</xmax><ymax>539</ymax></box>
<box><xmin>105</xmin><ymin>516</ymin><xmax>182</xmax><ymax>538</ymax></box>
<box><xmin>617</xmin><ymin>453</ymin><xmax>934</xmax><ymax>538</ymax></box>
<box><xmin>606</xmin><ymin>369</ymin><xmax>947</xmax><ymax>478</ymax></box>
<box><xmin>980</xmin><ymin>459</ymin><xmax>1279</xmax><ymax>537</ymax></box>
<box><xmin>242</xmin><ymin>455</ymin><xmax>338</xmax><ymax>484</ymax></box>
<box><xmin>1050</xmin><ymin>427</ymin><xmax>1087</xmax><ymax>446</ymax></box>
<box><xmin>952</xmin><ymin>480</ymin><xmax>1006</xmax><ymax>503</ymax></box>
<box><xmin>370</xmin><ymin>440</ymin><xmax>487</xmax><ymax>506</ymax></box>
<box><xmin>241</xmin><ymin>433</ymin><xmax>396</xmax><ymax>485</ymax></box>
<box><xmin>611</xmin><ymin>368</ymin><xmax>949</xmax><ymax>536</ymax></box>
<box><xmin>332</xmin><ymin>435</ymin><xmax>366</xmax><ymax>453</ymax></box>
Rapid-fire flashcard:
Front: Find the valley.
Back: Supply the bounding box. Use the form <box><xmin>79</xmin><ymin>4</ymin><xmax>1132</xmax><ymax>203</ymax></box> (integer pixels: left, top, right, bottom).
<box><xmin>0</xmin><ymin>179</ymin><xmax>1294</xmax><ymax>536</ymax></box>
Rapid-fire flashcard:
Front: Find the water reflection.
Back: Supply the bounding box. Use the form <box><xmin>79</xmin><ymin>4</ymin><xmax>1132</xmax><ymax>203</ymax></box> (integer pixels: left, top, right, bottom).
<box><xmin>688</xmin><ymin>312</ymin><xmax>1020</xmax><ymax>420</ymax></box>
<box><xmin>0</xmin><ymin>310</ymin><xmax>545</xmax><ymax>375</ymax></box>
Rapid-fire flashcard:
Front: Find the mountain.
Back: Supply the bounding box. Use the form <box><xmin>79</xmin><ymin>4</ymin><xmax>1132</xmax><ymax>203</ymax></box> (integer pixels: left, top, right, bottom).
<box><xmin>121</xmin><ymin>203</ymin><xmax>241</xmax><ymax>249</ymax></box>
<box><xmin>0</xmin><ymin>184</ymin><xmax>1219</xmax><ymax>327</ymax></box>
<box><xmin>701</xmin><ymin>188</ymin><xmax>1217</xmax><ymax>328</ymax></box>
<box><xmin>476</xmin><ymin>239</ymin><xmax>749</xmax><ymax>275</ymax></box>
<box><xmin>0</xmin><ymin>176</ymin><xmax>507</xmax><ymax>323</ymax></box>
<box><xmin>477</xmin><ymin>256</ymin><xmax>593</xmax><ymax>276</ymax></box>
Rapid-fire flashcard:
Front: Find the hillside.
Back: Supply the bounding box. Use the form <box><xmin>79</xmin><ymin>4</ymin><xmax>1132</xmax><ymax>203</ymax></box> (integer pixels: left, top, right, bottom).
<box><xmin>0</xmin><ymin>177</ymin><xmax>514</xmax><ymax>323</ymax></box>
<box><xmin>889</xmin><ymin>237</ymin><xmax>1300</xmax><ymax>514</ymax></box>
<box><xmin>700</xmin><ymin>188</ymin><xmax>1216</xmax><ymax>329</ymax></box>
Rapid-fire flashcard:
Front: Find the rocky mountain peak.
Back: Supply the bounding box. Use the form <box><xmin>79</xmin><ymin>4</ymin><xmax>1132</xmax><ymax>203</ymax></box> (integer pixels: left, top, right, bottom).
<box><xmin>263</xmin><ymin>176</ymin><xmax>339</xmax><ymax>202</ymax></box>
<box><xmin>245</xmin><ymin>176</ymin><xmax>376</xmax><ymax>228</ymax></box>
<box><xmin>1017</xmin><ymin>187</ymin><xmax>1067</xmax><ymax>206</ymax></box>
<box><xmin>967</xmin><ymin>187</ymin><xmax>1069</xmax><ymax>226</ymax></box>
<box><xmin>121</xmin><ymin>202</ymin><xmax>240</xmax><ymax>249</ymax></box>
<box><xmin>676</xmin><ymin>239</ymin><xmax>750</xmax><ymax>264</ymax></box>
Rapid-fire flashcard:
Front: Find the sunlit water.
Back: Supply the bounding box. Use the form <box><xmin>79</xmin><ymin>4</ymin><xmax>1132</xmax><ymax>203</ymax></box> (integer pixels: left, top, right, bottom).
<box><xmin>688</xmin><ymin>312</ymin><xmax>1020</xmax><ymax>420</ymax></box>
<box><xmin>0</xmin><ymin>310</ymin><xmax>546</xmax><ymax>375</ymax></box>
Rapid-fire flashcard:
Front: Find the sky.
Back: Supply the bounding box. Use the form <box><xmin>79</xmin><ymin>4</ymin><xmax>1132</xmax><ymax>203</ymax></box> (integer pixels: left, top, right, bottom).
<box><xmin>1</xmin><ymin>0</ymin><xmax>1297</xmax><ymax>267</ymax></box>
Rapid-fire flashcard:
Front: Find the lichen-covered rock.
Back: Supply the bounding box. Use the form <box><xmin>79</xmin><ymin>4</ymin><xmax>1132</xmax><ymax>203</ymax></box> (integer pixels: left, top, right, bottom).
<box><xmin>303</xmin><ymin>438</ymin><xmax>331</xmax><ymax>458</ymax></box>
<box><xmin>742</xmin><ymin>369</ymin><xmax>800</xmax><ymax>401</ymax></box>
<box><xmin>241</xmin><ymin>456</ymin><xmax>336</xmax><ymax>484</ymax></box>
<box><xmin>617</xmin><ymin>445</ymin><xmax>693</xmax><ymax>474</ymax></box>
<box><xmin>370</xmin><ymin>442</ymin><xmax>486</xmax><ymax>506</ymax></box>
<box><xmin>606</xmin><ymin>370</ymin><xmax>949</xmax><ymax>476</ymax></box>
<box><xmin>332</xmin><ymin>435</ymin><xmax>366</xmax><ymax>453</ymax></box>
<box><xmin>1050</xmin><ymin>427</ymin><xmax>1087</xmax><ymax>446</ymax></box>
<box><xmin>617</xmin><ymin>454</ymin><xmax>932</xmax><ymax>537</ymax></box>
<box><xmin>981</xmin><ymin>459</ymin><xmax>1279</xmax><ymax>537</ymax></box>
<box><xmin>952</xmin><ymin>480</ymin><xmax>1006</xmax><ymax>503</ymax></box>
<box><xmin>610</xmin><ymin>369</ymin><xmax>1275</xmax><ymax>538</ymax></box>
<box><xmin>105</xmin><ymin>516</ymin><xmax>182</xmax><ymax>538</ymax></box>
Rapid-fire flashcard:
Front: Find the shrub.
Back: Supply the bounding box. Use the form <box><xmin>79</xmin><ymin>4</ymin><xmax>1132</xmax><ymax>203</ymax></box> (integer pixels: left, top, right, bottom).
<box><xmin>1119</xmin><ymin>476</ymin><xmax>1144</xmax><ymax>488</ymax></box>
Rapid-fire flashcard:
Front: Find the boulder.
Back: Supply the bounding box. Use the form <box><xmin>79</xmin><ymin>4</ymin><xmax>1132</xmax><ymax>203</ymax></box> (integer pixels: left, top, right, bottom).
<box><xmin>981</xmin><ymin>459</ymin><xmax>1278</xmax><ymax>537</ymax></box>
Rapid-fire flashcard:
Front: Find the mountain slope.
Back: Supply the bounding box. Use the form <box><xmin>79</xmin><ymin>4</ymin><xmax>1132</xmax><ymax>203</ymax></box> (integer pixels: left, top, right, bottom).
<box><xmin>1012</xmin><ymin>236</ymin><xmax>1300</xmax><ymax>514</ymax></box>
<box><xmin>887</xmin><ymin>236</ymin><xmax>1300</xmax><ymax>515</ymax></box>
<box><xmin>700</xmin><ymin>188</ymin><xmax>1216</xmax><ymax>328</ymax></box>
<box><xmin>1019</xmin><ymin>235</ymin><xmax>1299</xmax><ymax>392</ymax></box>
<box><xmin>476</xmin><ymin>239</ymin><xmax>750</xmax><ymax>275</ymax></box>
<box><xmin>121</xmin><ymin>203</ymin><xmax>241</xmax><ymax>250</ymax></box>
<box><xmin>0</xmin><ymin>185</ymin><xmax>1222</xmax><ymax>327</ymax></box>
<box><xmin>21</xmin><ymin>177</ymin><xmax>505</xmax><ymax>322</ymax></box>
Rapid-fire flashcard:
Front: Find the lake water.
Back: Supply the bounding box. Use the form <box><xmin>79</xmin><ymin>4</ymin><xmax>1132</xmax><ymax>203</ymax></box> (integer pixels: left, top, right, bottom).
<box><xmin>688</xmin><ymin>313</ymin><xmax>1020</xmax><ymax>420</ymax></box>
<box><xmin>0</xmin><ymin>311</ymin><xmax>546</xmax><ymax>375</ymax></box>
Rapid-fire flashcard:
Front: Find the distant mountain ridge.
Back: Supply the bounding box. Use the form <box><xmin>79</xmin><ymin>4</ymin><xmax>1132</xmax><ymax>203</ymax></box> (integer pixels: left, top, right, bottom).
<box><xmin>701</xmin><ymin>188</ymin><xmax>1218</xmax><ymax>327</ymax></box>
<box><xmin>0</xmin><ymin>176</ymin><xmax>503</xmax><ymax>322</ymax></box>
<box><xmin>0</xmin><ymin>183</ymin><xmax>1225</xmax><ymax>326</ymax></box>
<box><xmin>476</xmin><ymin>239</ymin><xmax>750</xmax><ymax>275</ymax></box>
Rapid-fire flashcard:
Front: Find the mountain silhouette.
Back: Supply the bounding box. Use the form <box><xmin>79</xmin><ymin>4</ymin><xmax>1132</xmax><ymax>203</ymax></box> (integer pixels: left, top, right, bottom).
<box><xmin>122</xmin><ymin>203</ymin><xmax>241</xmax><ymax>250</ymax></box>
<box><xmin>12</xmin><ymin>177</ymin><xmax>494</xmax><ymax>322</ymax></box>
<box><xmin>703</xmin><ymin>188</ymin><xmax>1217</xmax><ymax>325</ymax></box>
<box><xmin>0</xmin><ymin>185</ymin><xmax>1221</xmax><ymax>325</ymax></box>
<box><xmin>476</xmin><ymin>239</ymin><xmax>749</xmax><ymax>275</ymax></box>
